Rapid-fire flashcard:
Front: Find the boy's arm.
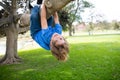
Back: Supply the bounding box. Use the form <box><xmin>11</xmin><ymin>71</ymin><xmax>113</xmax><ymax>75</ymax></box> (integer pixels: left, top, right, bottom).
<box><xmin>41</xmin><ymin>4</ymin><xmax>48</xmax><ymax>29</ymax></box>
<box><xmin>53</xmin><ymin>12</ymin><xmax>60</xmax><ymax>24</ymax></box>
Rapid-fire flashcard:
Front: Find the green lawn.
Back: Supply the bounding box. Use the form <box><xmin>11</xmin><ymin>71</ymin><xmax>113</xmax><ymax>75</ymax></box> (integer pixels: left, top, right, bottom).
<box><xmin>0</xmin><ymin>34</ymin><xmax>120</xmax><ymax>80</ymax></box>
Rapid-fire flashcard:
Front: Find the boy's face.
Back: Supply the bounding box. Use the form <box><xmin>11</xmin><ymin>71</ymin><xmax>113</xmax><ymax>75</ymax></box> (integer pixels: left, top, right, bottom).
<box><xmin>51</xmin><ymin>33</ymin><xmax>65</xmax><ymax>47</ymax></box>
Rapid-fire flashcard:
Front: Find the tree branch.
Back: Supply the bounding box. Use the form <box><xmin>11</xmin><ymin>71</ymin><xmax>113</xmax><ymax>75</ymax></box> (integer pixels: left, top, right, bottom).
<box><xmin>19</xmin><ymin>13</ymin><xmax>30</xmax><ymax>27</ymax></box>
<box><xmin>0</xmin><ymin>16</ymin><xmax>12</xmax><ymax>27</ymax></box>
<box><xmin>14</xmin><ymin>14</ymin><xmax>22</xmax><ymax>23</ymax></box>
<box><xmin>0</xmin><ymin>2</ymin><xmax>11</xmax><ymax>12</ymax></box>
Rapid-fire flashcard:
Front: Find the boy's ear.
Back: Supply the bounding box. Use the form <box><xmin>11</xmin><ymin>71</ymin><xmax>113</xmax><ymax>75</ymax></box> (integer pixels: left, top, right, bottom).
<box><xmin>44</xmin><ymin>0</ymin><xmax>52</xmax><ymax>8</ymax></box>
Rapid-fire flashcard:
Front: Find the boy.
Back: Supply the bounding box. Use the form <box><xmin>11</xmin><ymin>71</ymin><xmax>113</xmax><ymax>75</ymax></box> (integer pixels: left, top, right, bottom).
<box><xmin>30</xmin><ymin>3</ymin><xmax>69</xmax><ymax>61</ymax></box>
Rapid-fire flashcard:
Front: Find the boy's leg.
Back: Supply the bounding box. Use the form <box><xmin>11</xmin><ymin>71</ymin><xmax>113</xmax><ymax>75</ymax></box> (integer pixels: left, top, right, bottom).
<box><xmin>30</xmin><ymin>6</ymin><xmax>41</xmax><ymax>38</ymax></box>
<box><xmin>30</xmin><ymin>5</ymin><xmax>53</xmax><ymax>30</ymax></box>
<box><xmin>30</xmin><ymin>5</ymin><xmax>53</xmax><ymax>38</ymax></box>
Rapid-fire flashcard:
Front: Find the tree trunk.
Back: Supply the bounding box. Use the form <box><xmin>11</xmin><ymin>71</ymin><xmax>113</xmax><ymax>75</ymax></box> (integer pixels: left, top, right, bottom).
<box><xmin>68</xmin><ymin>24</ymin><xmax>72</xmax><ymax>36</ymax></box>
<box><xmin>0</xmin><ymin>0</ymin><xmax>21</xmax><ymax>64</ymax></box>
<box><xmin>0</xmin><ymin>23</ymin><xmax>21</xmax><ymax>64</ymax></box>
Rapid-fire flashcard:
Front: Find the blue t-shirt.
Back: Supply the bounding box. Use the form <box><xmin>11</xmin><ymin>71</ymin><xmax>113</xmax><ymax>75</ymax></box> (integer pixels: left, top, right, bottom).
<box><xmin>34</xmin><ymin>24</ymin><xmax>62</xmax><ymax>50</ymax></box>
<box><xmin>30</xmin><ymin>5</ymin><xmax>62</xmax><ymax>50</ymax></box>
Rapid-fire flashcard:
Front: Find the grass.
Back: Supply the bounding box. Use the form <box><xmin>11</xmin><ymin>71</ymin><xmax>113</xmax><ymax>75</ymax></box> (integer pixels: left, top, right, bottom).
<box><xmin>0</xmin><ymin>34</ymin><xmax>120</xmax><ymax>80</ymax></box>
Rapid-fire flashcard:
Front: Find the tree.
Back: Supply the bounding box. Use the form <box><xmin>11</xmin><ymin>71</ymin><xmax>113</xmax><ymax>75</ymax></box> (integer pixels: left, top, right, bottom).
<box><xmin>58</xmin><ymin>9</ymin><xmax>70</xmax><ymax>31</ymax></box>
<box><xmin>112</xmin><ymin>20</ymin><xmax>120</xmax><ymax>30</ymax></box>
<box><xmin>61</xmin><ymin>0</ymin><xmax>93</xmax><ymax>36</ymax></box>
<box><xmin>0</xmin><ymin>0</ymin><xmax>73</xmax><ymax>64</ymax></box>
<box><xmin>0</xmin><ymin>0</ymin><xmax>23</xmax><ymax>64</ymax></box>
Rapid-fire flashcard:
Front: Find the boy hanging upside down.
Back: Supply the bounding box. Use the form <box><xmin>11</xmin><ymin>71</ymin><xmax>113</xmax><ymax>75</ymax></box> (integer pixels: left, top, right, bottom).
<box><xmin>30</xmin><ymin>2</ymin><xmax>69</xmax><ymax>61</ymax></box>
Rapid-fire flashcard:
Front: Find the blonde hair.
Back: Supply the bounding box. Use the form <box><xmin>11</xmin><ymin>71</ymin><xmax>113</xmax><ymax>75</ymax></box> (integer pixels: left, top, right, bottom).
<box><xmin>50</xmin><ymin>38</ymin><xmax>69</xmax><ymax>61</ymax></box>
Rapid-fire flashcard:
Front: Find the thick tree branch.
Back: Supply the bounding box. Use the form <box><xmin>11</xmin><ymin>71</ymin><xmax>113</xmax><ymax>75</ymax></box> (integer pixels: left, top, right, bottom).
<box><xmin>0</xmin><ymin>16</ymin><xmax>12</xmax><ymax>27</ymax></box>
<box><xmin>19</xmin><ymin>13</ymin><xmax>30</xmax><ymax>27</ymax></box>
<box><xmin>44</xmin><ymin>0</ymin><xmax>73</xmax><ymax>18</ymax></box>
<box><xmin>11</xmin><ymin>0</ymin><xmax>17</xmax><ymax>14</ymax></box>
<box><xmin>14</xmin><ymin>14</ymin><xmax>22</xmax><ymax>23</ymax></box>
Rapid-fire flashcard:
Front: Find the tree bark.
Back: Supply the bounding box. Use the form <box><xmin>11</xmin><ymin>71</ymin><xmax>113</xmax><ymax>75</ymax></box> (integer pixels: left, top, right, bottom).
<box><xmin>0</xmin><ymin>0</ymin><xmax>21</xmax><ymax>64</ymax></box>
<box><xmin>68</xmin><ymin>23</ymin><xmax>72</xmax><ymax>36</ymax></box>
<box><xmin>44</xmin><ymin>0</ymin><xmax>72</xmax><ymax>19</ymax></box>
<box><xmin>0</xmin><ymin>23</ymin><xmax>21</xmax><ymax>64</ymax></box>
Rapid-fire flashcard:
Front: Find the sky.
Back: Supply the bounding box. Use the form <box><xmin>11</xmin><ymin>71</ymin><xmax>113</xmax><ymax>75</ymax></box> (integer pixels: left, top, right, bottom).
<box><xmin>84</xmin><ymin>0</ymin><xmax>120</xmax><ymax>22</ymax></box>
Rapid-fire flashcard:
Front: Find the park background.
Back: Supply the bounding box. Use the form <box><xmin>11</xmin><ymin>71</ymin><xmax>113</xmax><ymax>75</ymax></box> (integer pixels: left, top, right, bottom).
<box><xmin>0</xmin><ymin>0</ymin><xmax>120</xmax><ymax>80</ymax></box>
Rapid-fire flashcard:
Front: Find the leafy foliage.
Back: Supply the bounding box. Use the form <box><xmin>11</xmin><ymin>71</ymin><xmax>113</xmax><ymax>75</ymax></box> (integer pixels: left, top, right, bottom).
<box><xmin>112</xmin><ymin>21</ymin><xmax>120</xmax><ymax>30</ymax></box>
<box><xmin>82</xmin><ymin>0</ymin><xmax>94</xmax><ymax>8</ymax></box>
<box><xmin>86</xmin><ymin>20</ymin><xmax>120</xmax><ymax>31</ymax></box>
<box><xmin>58</xmin><ymin>10</ymin><xmax>70</xmax><ymax>31</ymax></box>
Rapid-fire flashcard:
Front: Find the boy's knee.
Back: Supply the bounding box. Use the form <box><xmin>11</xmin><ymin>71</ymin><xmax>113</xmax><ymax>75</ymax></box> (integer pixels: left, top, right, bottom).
<box><xmin>30</xmin><ymin>6</ymin><xmax>40</xmax><ymax>20</ymax></box>
<box><xmin>31</xmin><ymin>13</ymin><xmax>39</xmax><ymax>20</ymax></box>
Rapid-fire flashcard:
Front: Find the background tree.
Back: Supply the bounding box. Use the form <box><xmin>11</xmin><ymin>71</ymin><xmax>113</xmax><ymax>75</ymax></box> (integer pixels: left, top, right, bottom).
<box><xmin>0</xmin><ymin>0</ymin><xmax>73</xmax><ymax>64</ymax></box>
<box><xmin>59</xmin><ymin>0</ymin><xmax>93</xmax><ymax>36</ymax></box>
<box><xmin>112</xmin><ymin>20</ymin><xmax>120</xmax><ymax>30</ymax></box>
<box><xmin>58</xmin><ymin>9</ymin><xmax>70</xmax><ymax>31</ymax></box>
<box><xmin>85</xmin><ymin>7</ymin><xmax>104</xmax><ymax>35</ymax></box>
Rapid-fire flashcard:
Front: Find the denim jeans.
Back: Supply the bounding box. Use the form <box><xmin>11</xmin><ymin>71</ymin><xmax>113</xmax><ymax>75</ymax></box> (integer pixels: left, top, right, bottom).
<box><xmin>30</xmin><ymin>5</ymin><xmax>53</xmax><ymax>39</ymax></box>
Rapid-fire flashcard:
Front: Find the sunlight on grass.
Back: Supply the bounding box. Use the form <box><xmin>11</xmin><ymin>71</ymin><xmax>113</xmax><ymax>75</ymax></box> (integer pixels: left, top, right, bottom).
<box><xmin>42</xmin><ymin>55</ymin><xmax>52</xmax><ymax>58</ymax></box>
<box><xmin>60</xmin><ymin>71</ymin><xmax>72</xmax><ymax>75</ymax></box>
<box><xmin>19</xmin><ymin>68</ymin><xmax>36</xmax><ymax>74</ymax></box>
<box><xmin>67</xmin><ymin>35</ymin><xmax>120</xmax><ymax>44</ymax></box>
